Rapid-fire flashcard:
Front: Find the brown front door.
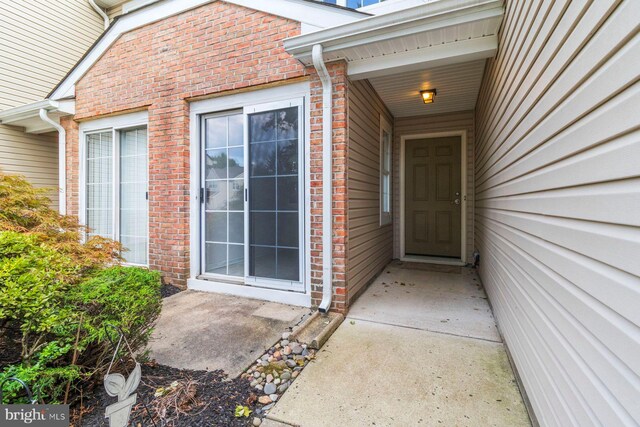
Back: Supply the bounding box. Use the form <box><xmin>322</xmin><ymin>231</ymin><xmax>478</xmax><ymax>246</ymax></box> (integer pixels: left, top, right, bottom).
<box><xmin>405</xmin><ymin>136</ymin><xmax>461</xmax><ymax>258</ymax></box>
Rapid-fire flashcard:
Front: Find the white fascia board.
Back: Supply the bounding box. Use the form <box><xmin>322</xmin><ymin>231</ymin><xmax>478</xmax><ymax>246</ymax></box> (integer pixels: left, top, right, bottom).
<box><xmin>0</xmin><ymin>100</ymin><xmax>58</xmax><ymax>123</ymax></box>
<box><xmin>348</xmin><ymin>35</ymin><xmax>498</xmax><ymax>80</ymax></box>
<box><xmin>57</xmin><ymin>99</ymin><xmax>76</xmax><ymax>115</ymax></box>
<box><xmin>50</xmin><ymin>0</ymin><xmax>365</xmax><ymax>100</ymax></box>
<box><xmin>284</xmin><ymin>0</ymin><xmax>503</xmax><ymax>60</ymax></box>
<box><xmin>0</xmin><ymin>99</ymin><xmax>75</xmax><ymax>134</ymax></box>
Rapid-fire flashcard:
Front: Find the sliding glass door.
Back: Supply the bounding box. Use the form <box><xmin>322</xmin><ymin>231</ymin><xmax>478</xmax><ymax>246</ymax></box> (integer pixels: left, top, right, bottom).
<box><xmin>119</xmin><ymin>128</ymin><xmax>148</xmax><ymax>265</ymax></box>
<box><xmin>248</xmin><ymin>106</ymin><xmax>300</xmax><ymax>282</ymax></box>
<box><xmin>85</xmin><ymin>127</ymin><xmax>148</xmax><ymax>265</ymax></box>
<box><xmin>202</xmin><ymin>112</ymin><xmax>245</xmax><ymax>276</ymax></box>
<box><xmin>201</xmin><ymin>99</ymin><xmax>304</xmax><ymax>291</ymax></box>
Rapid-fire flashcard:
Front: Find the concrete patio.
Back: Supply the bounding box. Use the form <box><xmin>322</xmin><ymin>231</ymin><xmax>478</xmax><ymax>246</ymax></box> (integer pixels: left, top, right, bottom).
<box><xmin>149</xmin><ymin>290</ymin><xmax>311</xmax><ymax>378</ymax></box>
<box><xmin>264</xmin><ymin>263</ymin><xmax>531</xmax><ymax>426</ymax></box>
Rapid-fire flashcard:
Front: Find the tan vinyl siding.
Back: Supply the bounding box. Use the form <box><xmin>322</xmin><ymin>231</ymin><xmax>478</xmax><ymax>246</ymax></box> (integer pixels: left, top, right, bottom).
<box><xmin>393</xmin><ymin>111</ymin><xmax>475</xmax><ymax>262</ymax></box>
<box><xmin>347</xmin><ymin>79</ymin><xmax>394</xmax><ymax>302</ymax></box>
<box><xmin>474</xmin><ymin>0</ymin><xmax>640</xmax><ymax>425</ymax></box>
<box><xmin>0</xmin><ymin>0</ymin><xmax>104</xmax><ymax>109</ymax></box>
<box><xmin>0</xmin><ymin>125</ymin><xmax>59</xmax><ymax>206</ymax></box>
<box><xmin>0</xmin><ymin>0</ymin><xmax>106</xmax><ymax>208</ymax></box>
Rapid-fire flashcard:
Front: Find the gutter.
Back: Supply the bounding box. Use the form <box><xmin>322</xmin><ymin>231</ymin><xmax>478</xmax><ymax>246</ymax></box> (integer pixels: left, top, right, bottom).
<box><xmin>284</xmin><ymin>0</ymin><xmax>503</xmax><ymax>61</ymax></box>
<box><xmin>38</xmin><ymin>109</ymin><xmax>67</xmax><ymax>215</ymax></box>
<box><xmin>312</xmin><ymin>44</ymin><xmax>333</xmax><ymax>313</ymax></box>
<box><xmin>89</xmin><ymin>0</ymin><xmax>110</xmax><ymax>30</ymax></box>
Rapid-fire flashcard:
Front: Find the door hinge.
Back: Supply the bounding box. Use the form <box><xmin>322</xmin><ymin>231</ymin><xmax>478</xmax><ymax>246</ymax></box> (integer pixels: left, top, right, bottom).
<box><xmin>145</xmin><ymin>191</ymin><xmax>149</xmax><ymax>201</ymax></box>
<box><xmin>200</xmin><ymin>187</ymin><xmax>205</xmax><ymax>203</ymax></box>
<box><xmin>245</xmin><ymin>188</ymin><xmax>248</xmax><ymax>202</ymax></box>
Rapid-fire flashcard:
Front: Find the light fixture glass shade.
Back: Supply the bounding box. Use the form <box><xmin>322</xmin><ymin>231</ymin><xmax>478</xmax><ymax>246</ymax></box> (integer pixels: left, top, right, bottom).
<box><xmin>420</xmin><ymin>89</ymin><xmax>437</xmax><ymax>104</ymax></box>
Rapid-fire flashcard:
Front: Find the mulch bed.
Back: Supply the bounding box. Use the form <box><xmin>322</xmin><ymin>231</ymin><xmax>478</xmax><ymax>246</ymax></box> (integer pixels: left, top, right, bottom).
<box><xmin>0</xmin><ymin>324</ymin><xmax>22</xmax><ymax>368</ymax></box>
<box><xmin>71</xmin><ymin>362</ymin><xmax>257</xmax><ymax>427</ymax></box>
<box><xmin>161</xmin><ymin>284</ymin><xmax>183</xmax><ymax>299</ymax></box>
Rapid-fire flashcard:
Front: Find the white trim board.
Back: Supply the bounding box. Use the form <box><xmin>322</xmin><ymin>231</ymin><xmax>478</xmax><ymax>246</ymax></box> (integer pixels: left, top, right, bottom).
<box><xmin>399</xmin><ymin>130</ymin><xmax>468</xmax><ymax>264</ymax></box>
<box><xmin>188</xmin><ymin>278</ymin><xmax>311</xmax><ymax>307</ymax></box>
<box><xmin>189</xmin><ymin>82</ymin><xmax>312</xmax><ymax>306</ymax></box>
<box><xmin>49</xmin><ymin>0</ymin><xmax>363</xmax><ymax>100</ymax></box>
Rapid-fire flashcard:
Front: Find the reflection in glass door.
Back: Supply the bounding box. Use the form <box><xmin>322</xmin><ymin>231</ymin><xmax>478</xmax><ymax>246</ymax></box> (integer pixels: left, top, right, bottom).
<box><xmin>201</xmin><ymin>101</ymin><xmax>303</xmax><ymax>289</ymax></box>
<box><xmin>248</xmin><ymin>106</ymin><xmax>300</xmax><ymax>282</ymax></box>
<box><xmin>202</xmin><ymin>112</ymin><xmax>245</xmax><ymax>276</ymax></box>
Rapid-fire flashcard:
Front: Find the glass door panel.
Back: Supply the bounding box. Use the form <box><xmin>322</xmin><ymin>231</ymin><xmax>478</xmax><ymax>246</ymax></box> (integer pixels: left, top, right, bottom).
<box><xmin>120</xmin><ymin>128</ymin><xmax>149</xmax><ymax>265</ymax></box>
<box><xmin>119</xmin><ymin>128</ymin><xmax>148</xmax><ymax>265</ymax></box>
<box><xmin>86</xmin><ymin>131</ymin><xmax>113</xmax><ymax>239</ymax></box>
<box><xmin>203</xmin><ymin>113</ymin><xmax>244</xmax><ymax>276</ymax></box>
<box><xmin>248</xmin><ymin>107</ymin><xmax>300</xmax><ymax>282</ymax></box>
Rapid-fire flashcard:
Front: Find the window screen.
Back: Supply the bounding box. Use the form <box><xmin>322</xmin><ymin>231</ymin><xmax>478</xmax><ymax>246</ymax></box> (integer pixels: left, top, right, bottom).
<box><xmin>86</xmin><ymin>131</ymin><xmax>113</xmax><ymax>239</ymax></box>
<box><xmin>120</xmin><ymin>128</ymin><xmax>148</xmax><ymax>265</ymax></box>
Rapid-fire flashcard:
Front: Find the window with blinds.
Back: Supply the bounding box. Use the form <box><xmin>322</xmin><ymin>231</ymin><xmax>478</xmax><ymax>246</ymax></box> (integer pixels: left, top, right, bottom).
<box><xmin>85</xmin><ymin>127</ymin><xmax>148</xmax><ymax>265</ymax></box>
<box><xmin>119</xmin><ymin>128</ymin><xmax>148</xmax><ymax>265</ymax></box>
<box><xmin>380</xmin><ymin>117</ymin><xmax>392</xmax><ymax>225</ymax></box>
<box><xmin>86</xmin><ymin>131</ymin><xmax>114</xmax><ymax>239</ymax></box>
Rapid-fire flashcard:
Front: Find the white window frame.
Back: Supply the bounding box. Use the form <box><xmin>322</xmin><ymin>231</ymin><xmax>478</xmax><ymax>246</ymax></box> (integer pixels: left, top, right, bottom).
<box><xmin>79</xmin><ymin>111</ymin><xmax>149</xmax><ymax>266</ymax></box>
<box><xmin>380</xmin><ymin>114</ymin><xmax>392</xmax><ymax>226</ymax></box>
<box><xmin>188</xmin><ymin>82</ymin><xmax>312</xmax><ymax>307</ymax></box>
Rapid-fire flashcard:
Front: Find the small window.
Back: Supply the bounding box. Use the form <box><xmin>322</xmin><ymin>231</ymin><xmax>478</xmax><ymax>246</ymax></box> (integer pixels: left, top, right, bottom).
<box><xmin>380</xmin><ymin>115</ymin><xmax>392</xmax><ymax>226</ymax></box>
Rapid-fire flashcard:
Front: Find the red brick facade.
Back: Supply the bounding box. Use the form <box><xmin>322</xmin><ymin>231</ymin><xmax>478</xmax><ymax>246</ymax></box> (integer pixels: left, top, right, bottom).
<box><xmin>66</xmin><ymin>2</ymin><xmax>349</xmax><ymax>311</ymax></box>
<box><xmin>308</xmin><ymin>63</ymin><xmax>349</xmax><ymax>312</ymax></box>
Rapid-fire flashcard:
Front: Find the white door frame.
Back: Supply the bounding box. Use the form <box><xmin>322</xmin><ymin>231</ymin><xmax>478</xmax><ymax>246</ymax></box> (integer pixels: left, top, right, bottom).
<box><xmin>399</xmin><ymin>130</ymin><xmax>467</xmax><ymax>265</ymax></box>
<box><xmin>187</xmin><ymin>82</ymin><xmax>312</xmax><ymax>307</ymax></box>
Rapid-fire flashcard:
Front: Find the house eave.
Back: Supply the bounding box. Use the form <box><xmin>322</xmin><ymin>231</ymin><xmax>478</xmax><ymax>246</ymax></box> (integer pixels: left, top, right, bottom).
<box><xmin>0</xmin><ymin>99</ymin><xmax>75</xmax><ymax>134</ymax></box>
<box><xmin>284</xmin><ymin>0</ymin><xmax>503</xmax><ymax>79</ymax></box>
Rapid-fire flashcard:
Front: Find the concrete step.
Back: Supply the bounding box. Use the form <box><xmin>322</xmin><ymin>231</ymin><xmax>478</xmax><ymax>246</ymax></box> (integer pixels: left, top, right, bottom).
<box><xmin>290</xmin><ymin>311</ymin><xmax>343</xmax><ymax>349</ymax></box>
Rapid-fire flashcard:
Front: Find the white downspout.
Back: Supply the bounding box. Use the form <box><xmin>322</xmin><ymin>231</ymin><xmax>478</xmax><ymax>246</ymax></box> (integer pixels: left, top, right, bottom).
<box><xmin>39</xmin><ymin>109</ymin><xmax>66</xmax><ymax>216</ymax></box>
<box><xmin>312</xmin><ymin>44</ymin><xmax>333</xmax><ymax>313</ymax></box>
<box><xmin>89</xmin><ymin>0</ymin><xmax>109</xmax><ymax>30</ymax></box>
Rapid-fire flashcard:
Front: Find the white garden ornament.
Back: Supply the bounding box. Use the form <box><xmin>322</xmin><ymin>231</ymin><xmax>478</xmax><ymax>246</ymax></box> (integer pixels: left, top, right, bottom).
<box><xmin>104</xmin><ymin>363</ymin><xmax>141</xmax><ymax>427</ymax></box>
<box><xmin>103</xmin><ymin>327</ymin><xmax>142</xmax><ymax>427</ymax></box>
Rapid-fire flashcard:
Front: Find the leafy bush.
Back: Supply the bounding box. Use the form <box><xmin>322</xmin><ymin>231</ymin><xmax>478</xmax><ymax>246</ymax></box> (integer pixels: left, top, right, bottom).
<box><xmin>0</xmin><ymin>173</ymin><xmax>122</xmax><ymax>271</ymax></box>
<box><xmin>67</xmin><ymin>266</ymin><xmax>162</xmax><ymax>372</ymax></box>
<box><xmin>0</xmin><ymin>174</ymin><xmax>162</xmax><ymax>404</ymax></box>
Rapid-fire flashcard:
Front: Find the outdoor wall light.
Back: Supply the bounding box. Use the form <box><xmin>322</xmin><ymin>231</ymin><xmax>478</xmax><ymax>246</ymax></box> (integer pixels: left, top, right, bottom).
<box><xmin>420</xmin><ymin>89</ymin><xmax>437</xmax><ymax>104</ymax></box>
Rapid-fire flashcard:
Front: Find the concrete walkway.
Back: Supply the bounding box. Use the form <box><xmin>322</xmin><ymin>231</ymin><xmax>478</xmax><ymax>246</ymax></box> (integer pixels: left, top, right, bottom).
<box><xmin>149</xmin><ymin>291</ymin><xmax>311</xmax><ymax>378</ymax></box>
<box><xmin>266</xmin><ymin>263</ymin><xmax>530</xmax><ymax>426</ymax></box>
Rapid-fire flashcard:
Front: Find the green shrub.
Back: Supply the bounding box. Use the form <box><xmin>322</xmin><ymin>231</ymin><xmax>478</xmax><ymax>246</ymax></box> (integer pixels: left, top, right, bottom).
<box><xmin>0</xmin><ymin>174</ymin><xmax>162</xmax><ymax>404</ymax></box>
<box><xmin>0</xmin><ymin>258</ymin><xmax>162</xmax><ymax>403</ymax></box>
<box><xmin>0</xmin><ymin>232</ymin><xmax>77</xmax><ymax>362</ymax></box>
<box><xmin>67</xmin><ymin>266</ymin><xmax>162</xmax><ymax>372</ymax></box>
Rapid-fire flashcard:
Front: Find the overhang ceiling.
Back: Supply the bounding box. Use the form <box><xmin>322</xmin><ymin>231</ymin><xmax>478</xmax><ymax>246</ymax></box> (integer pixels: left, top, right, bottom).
<box><xmin>284</xmin><ymin>0</ymin><xmax>503</xmax><ymax>80</ymax></box>
<box><xmin>369</xmin><ymin>59</ymin><xmax>486</xmax><ymax>117</ymax></box>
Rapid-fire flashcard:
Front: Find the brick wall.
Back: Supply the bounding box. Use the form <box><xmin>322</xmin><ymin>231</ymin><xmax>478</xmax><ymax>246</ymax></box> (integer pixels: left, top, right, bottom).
<box><xmin>67</xmin><ymin>1</ymin><xmax>350</xmax><ymax>311</ymax></box>
<box><xmin>308</xmin><ymin>62</ymin><xmax>349</xmax><ymax>312</ymax></box>
<box><xmin>61</xmin><ymin>116</ymin><xmax>79</xmax><ymax>217</ymax></box>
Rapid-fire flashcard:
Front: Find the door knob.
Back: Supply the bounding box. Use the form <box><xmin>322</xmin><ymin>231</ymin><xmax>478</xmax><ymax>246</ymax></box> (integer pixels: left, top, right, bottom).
<box><xmin>452</xmin><ymin>198</ymin><xmax>461</xmax><ymax>205</ymax></box>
